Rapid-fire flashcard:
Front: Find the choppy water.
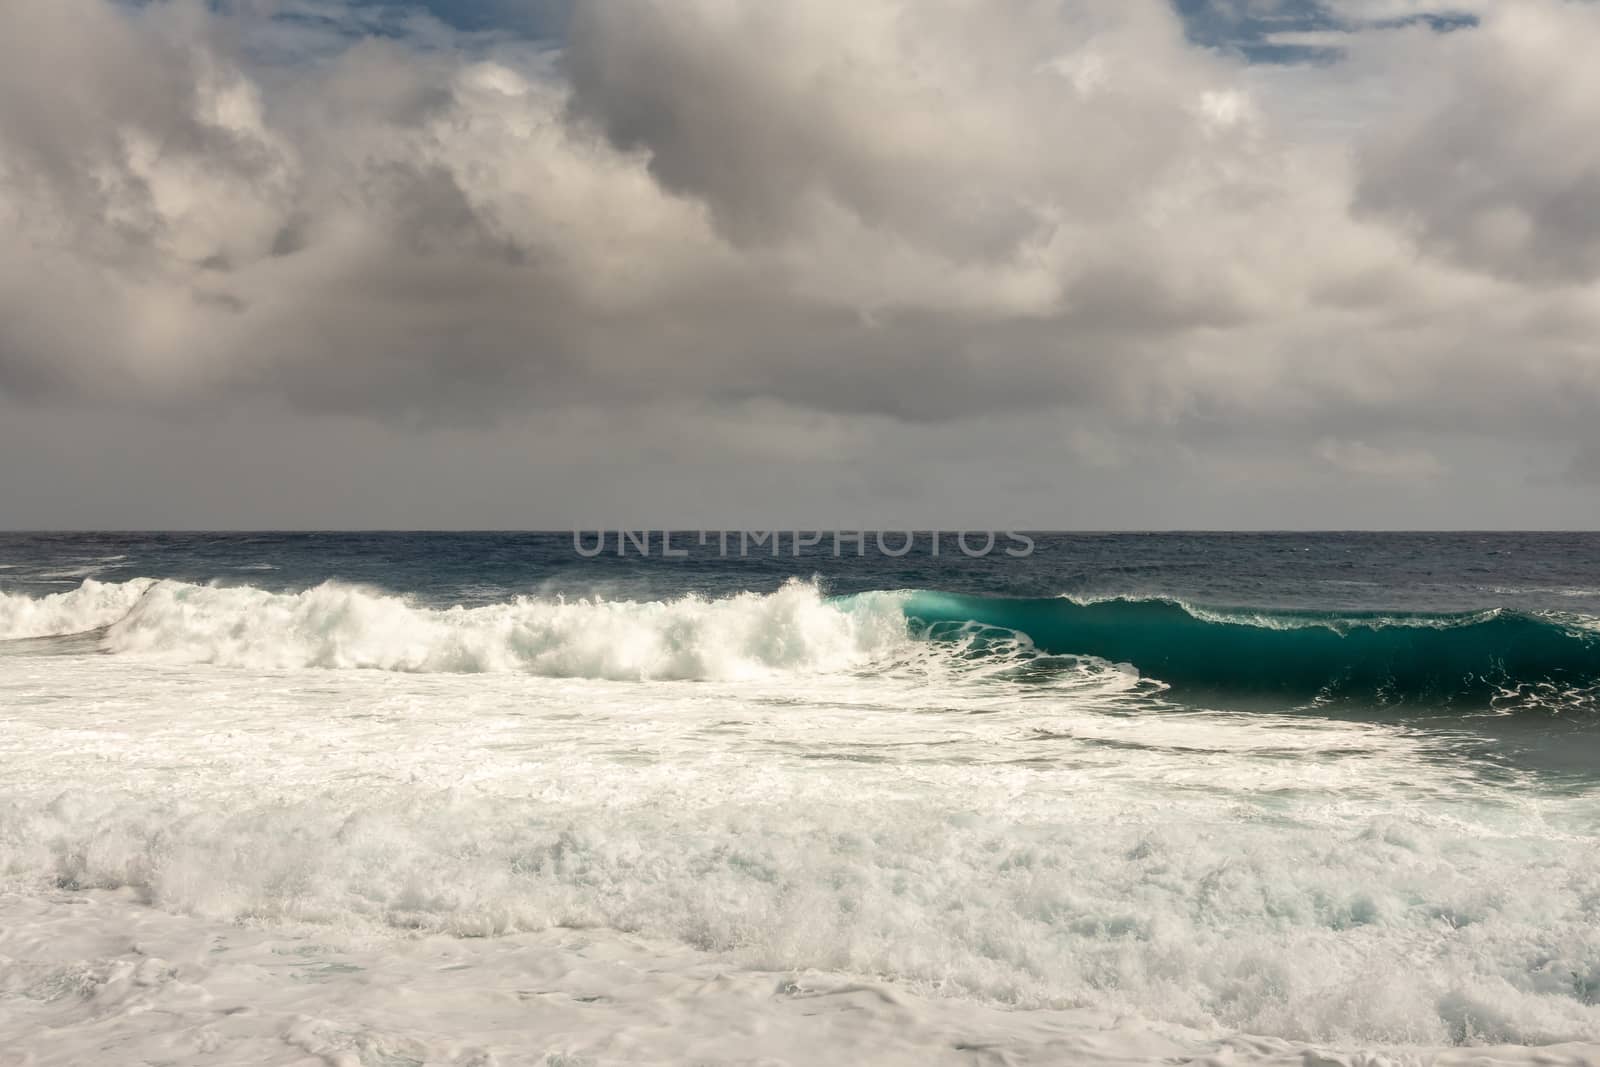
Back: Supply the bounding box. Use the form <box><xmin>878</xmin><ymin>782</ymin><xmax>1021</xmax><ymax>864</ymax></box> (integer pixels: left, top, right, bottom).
<box><xmin>3</xmin><ymin>533</ymin><xmax>1600</xmax><ymax>1064</ymax></box>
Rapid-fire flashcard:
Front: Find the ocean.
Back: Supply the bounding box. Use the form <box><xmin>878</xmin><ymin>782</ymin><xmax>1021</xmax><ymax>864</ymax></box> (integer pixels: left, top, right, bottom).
<box><xmin>3</xmin><ymin>532</ymin><xmax>1600</xmax><ymax>1065</ymax></box>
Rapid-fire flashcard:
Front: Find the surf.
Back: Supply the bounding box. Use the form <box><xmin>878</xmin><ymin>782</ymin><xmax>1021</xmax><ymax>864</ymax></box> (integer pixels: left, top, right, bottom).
<box><xmin>7</xmin><ymin>577</ymin><xmax>1600</xmax><ymax>709</ymax></box>
<box><xmin>87</xmin><ymin>577</ymin><xmax>914</xmax><ymax>680</ymax></box>
<box><xmin>903</xmin><ymin>592</ymin><xmax>1600</xmax><ymax>709</ymax></box>
<box><xmin>0</xmin><ymin>578</ymin><xmax>157</xmax><ymax>641</ymax></box>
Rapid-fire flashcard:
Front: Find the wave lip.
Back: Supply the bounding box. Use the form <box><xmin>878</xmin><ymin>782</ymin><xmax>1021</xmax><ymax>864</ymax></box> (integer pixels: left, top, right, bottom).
<box><xmin>101</xmin><ymin>578</ymin><xmax>913</xmax><ymax>680</ymax></box>
<box><xmin>905</xmin><ymin>592</ymin><xmax>1600</xmax><ymax>708</ymax></box>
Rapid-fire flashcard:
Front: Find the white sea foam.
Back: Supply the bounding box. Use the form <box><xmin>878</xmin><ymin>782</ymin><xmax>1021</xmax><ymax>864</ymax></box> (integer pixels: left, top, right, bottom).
<box><xmin>2</xmin><ymin>653</ymin><xmax>1598</xmax><ymax>1059</ymax></box>
<box><xmin>0</xmin><ymin>578</ymin><xmax>155</xmax><ymax>640</ymax></box>
<box><xmin>17</xmin><ymin>894</ymin><xmax>1593</xmax><ymax>1067</ymax></box>
<box><xmin>4</xmin><ymin>579</ymin><xmax>1600</xmax><ymax>1063</ymax></box>
<box><xmin>99</xmin><ymin>578</ymin><xmax>915</xmax><ymax>679</ymax></box>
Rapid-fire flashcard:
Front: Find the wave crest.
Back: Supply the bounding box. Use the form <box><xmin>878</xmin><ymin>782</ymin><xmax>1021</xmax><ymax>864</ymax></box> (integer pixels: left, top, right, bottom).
<box><xmin>102</xmin><ymin>579</ymin><xmax>913</xmax><ymax>680</ymax></box>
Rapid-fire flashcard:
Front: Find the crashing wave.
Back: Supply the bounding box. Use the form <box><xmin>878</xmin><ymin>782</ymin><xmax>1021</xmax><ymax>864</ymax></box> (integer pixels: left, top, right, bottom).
<box><xmin>906</xmin><ymin>592</ymin><xmax>1600</xmax><ymax>707</ymax></box>
<box><xmin>9</xmin><ymin>577</ymin><xmax>1600</xmax><ymax>706</ymax></box>
<box><xmin>0</xmin><ymin>578</ymin><xmax>157</xmax><ymax>640</ymax></box>
<box><xmin>98</xmin><ymin>578</ymin><xmax>913</xmax><ymax>680</ymax></box>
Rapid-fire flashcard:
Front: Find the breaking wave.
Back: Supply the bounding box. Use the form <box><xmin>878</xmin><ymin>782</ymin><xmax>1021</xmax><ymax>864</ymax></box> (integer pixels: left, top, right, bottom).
<box><xmin>904</xmin><ymin>592</ymin><xmax>1600</xmax><ymax>708</ymax></box>
<box><xmin>0</xmin><ymin>579</ymin><xmax>156</xmax><ymax>640</ymax></box>
<box><xmin>97</xmin><ymin>578</ymin><xmax>914</xmax><ymax>680</ymax></box>
<box><xmin>7</xmin><ymin>579</ymin><xmax>1600</xmax><ymax>706</ymax></box>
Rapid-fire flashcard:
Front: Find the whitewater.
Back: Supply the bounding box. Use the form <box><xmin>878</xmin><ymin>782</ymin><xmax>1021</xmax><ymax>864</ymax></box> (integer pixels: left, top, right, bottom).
<box><xmin>4</xmin><ymin>534</ymin><xmax>1600</xmax><ymax>1066</ymax></box>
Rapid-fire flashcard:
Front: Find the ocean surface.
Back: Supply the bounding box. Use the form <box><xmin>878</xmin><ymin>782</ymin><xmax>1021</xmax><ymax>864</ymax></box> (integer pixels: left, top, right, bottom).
<box><xmin>3</xmin><ymin>532</ymin><xmax>1600</xmax><ymax>1065</ymax></box>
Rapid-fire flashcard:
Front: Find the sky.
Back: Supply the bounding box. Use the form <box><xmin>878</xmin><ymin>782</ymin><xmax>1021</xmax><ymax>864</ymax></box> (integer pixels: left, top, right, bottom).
<box><xmin>1</xmin><ymin>0</ymin><xmax>1598</xmax><ymax>529</ymax></box>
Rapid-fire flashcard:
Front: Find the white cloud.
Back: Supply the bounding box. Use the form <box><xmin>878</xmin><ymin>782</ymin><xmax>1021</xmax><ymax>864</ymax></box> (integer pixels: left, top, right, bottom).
<box><xmin>1355</xmin><ymin>1</ymin><xmax>1600</xmax><ymax>284</ymax></box>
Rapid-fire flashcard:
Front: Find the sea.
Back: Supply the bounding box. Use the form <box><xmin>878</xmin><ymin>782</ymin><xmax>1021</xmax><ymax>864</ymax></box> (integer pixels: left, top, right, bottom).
<box><xmin>2</xmin><ymin>532</ymin><xmax>1599</xmax><ymax>1066</ymax></box>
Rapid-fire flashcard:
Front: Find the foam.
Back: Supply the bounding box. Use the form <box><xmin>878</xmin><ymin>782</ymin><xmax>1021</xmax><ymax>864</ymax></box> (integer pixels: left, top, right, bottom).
<box><xmin>4</xmin><ymin>608</ymin><xmax>1600</xmax><ymax>1060</ymax></box>
<box><xmin>7</xmin><ymin>743</ymin><xmax>1600</xmax><ymax>1050</ymax></box>
<box><xmin>0</xmin><ymin>578</ymin><xmax>155</xmax><ymax>640</ymax></box>
<box><xmin>101</xmin><ymin>578</ymin><xmax>914</xmax><ymax>680</ymax></box>
<box><xmin>9</xmin><ymin>892</ymin><xmax>1600</xmax><ymax>1067</ymax></box>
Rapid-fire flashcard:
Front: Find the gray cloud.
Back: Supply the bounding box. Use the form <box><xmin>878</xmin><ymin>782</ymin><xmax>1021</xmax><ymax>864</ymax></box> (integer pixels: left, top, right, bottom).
<box><xmin>1354</xmin><ymin>3</ymin><xmax>1600</xmax><ymax>284</ymax></box>
<box><xmin>0</xmin><ymin>0</ymin><xmax>1598</xmax><ymax>525</ymax></box>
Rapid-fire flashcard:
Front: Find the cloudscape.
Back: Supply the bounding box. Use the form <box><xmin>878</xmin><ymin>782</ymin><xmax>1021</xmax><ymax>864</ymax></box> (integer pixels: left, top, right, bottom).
<box><xmin>2</xmin><ymin>0</ymin><xmax>1597</xmax><ymax>527</ymax></box>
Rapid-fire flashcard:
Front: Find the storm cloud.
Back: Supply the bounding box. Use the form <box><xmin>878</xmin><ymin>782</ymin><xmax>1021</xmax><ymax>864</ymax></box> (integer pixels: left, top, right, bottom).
<box><xmin>1</xmin><ymin>0</ymin><xmax>1598</xmax><ymax>526</ymax></box>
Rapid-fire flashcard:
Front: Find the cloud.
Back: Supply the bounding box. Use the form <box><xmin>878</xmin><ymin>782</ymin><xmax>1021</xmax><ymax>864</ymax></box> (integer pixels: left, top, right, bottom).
<box><xmin>1315</xmin><ymin>437</ymin><xmax>1445</xmax><ymax>481</ymax></box>
<box><xmin>565</xmin><ymin>1</ymin><xmax>1220</xmax><ymax>254</ymax></box>
<box><xmin>1354</xmin><ymin>1</ymin><xmax>1600</xmax><ymax>285</ymax></box>
<box><xmin>0</xmin><ymin>0</ymin><xmax>1287</xmax><ymax>423</ymax></box>
<box><xmin>0</xmin><ymin>0</ymin><xmax>1596</xmax><ymax>520</ymax></box>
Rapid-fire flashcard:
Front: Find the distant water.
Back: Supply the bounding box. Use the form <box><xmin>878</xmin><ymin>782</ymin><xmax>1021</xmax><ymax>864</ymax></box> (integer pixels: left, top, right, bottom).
<box><xmin>7</xmin><ymin>530</ymin><xmax>1600</xmax><ymax>612</ymax></box>
<box><xmin>3</xmin><ymin>533</ymin><xmax>1600</xmax><ymax>1063</ymax></box>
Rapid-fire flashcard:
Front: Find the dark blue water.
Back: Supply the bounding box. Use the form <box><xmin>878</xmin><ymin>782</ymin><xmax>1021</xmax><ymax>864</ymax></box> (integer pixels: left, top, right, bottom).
<box><xmin>4</xmin><ymin>531</ymin><xmax>1599</xmax><ymax>613</ymax></box>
